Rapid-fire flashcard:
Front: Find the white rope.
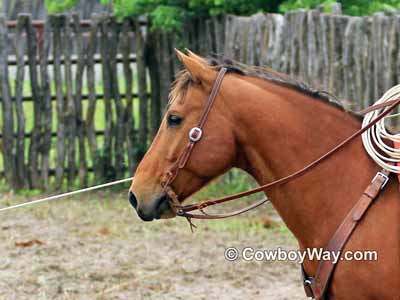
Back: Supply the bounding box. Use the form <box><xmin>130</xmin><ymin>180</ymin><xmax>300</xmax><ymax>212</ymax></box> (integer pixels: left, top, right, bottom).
<box><xmin>362</xmin><ymin>84</ymin><xmax>400</xmax><ymax>173</ymax></box>
<box><xmin>0</xmin><ymin>177</ymin><xmax>133</xmax><ymax>212</ymax></box>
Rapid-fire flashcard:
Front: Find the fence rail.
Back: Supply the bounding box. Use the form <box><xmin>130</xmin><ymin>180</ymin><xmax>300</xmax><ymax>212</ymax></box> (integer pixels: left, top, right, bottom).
<box><xmin>7</xmin><ymin>53</ymin><xmax>137</xmax><ymax>66</ymax></box>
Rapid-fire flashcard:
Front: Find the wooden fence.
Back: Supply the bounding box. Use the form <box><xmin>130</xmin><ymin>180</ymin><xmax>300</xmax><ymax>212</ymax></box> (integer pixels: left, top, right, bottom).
<box><xmin>1</xmin><ymin>9</ymin><xmax>399</xmax><ymax>190</ymax></box>
<box><xmin>222</xmin><ymin>10</ymin><xmax>400</xmax><ymax>110</ymax></box>
<box><xmin>0</xmin><ymin>13</ymin><xmax>149</xmax><ymax>190</ymax></box>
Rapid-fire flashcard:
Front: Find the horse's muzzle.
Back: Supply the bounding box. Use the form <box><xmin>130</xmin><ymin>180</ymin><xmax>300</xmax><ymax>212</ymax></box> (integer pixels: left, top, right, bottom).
<box><xmin>128</xmin><ymin>191</ymin><xmax>171</xmax><ymax>221</ymax></box>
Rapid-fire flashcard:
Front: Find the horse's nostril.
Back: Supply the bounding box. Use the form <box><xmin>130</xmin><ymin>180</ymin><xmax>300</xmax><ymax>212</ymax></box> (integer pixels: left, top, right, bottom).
<box><xmin>128</xmin><ymin>191</ymin><xmax>138</xmax><ymax>209</ymax></box>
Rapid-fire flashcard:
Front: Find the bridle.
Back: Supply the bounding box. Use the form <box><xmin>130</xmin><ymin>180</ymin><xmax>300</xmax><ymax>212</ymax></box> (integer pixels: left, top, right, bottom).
<box><xmin>160</xmin><ymin>67</ymin><xmax>400</xmax><ymax>225</ymax></box>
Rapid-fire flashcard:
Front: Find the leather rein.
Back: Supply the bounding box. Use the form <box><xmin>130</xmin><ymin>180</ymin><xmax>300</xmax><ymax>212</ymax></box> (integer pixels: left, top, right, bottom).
<box><xmin>161</xmin><ymin>67</ymin><xmax>400</xmax><ymax>223</ymax></box>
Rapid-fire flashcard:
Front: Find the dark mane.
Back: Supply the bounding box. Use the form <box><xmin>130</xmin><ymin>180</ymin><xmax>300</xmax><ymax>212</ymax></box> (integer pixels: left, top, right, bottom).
<box><xmin>169</xmin><ymin>56</ymin><xmax>357</xmax><ymax>117</ymax></box>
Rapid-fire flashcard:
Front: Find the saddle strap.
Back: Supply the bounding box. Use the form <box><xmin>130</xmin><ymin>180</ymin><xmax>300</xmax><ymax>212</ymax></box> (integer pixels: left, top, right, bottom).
<box><xmin>302</xmin><ymin>169</ymin><xmax>390</xmax><ymax>299</ymax></box>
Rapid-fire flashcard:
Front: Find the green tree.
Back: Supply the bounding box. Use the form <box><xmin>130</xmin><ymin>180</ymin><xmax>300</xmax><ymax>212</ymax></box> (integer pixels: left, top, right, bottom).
<box><xmin>98</xmin><ymin>0</ymin><xmax>277</xmax><ymax>32</ymax></box>
<box><xmin>45</xmin><ymin>0</ymin><xmax>77</xmax><ymax>13</ymax></box>
<box><xmin>279</xmin><ymin>0</ymin><xmax>400</xmax><ymax>15</ymax></box>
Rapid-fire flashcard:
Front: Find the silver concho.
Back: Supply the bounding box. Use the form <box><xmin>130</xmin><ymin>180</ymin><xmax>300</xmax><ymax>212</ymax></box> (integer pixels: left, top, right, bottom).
<box><xmin>189</xmin><ymin>127</ymin><xmax>203</xmax><ymax>142</ymax></box>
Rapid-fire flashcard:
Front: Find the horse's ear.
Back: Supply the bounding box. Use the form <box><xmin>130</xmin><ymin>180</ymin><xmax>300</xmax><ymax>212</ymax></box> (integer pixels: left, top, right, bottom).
<box><xmin>175</xmin><ymin>48</ymin><xmax>215</xmax><ymax>84</ymax></box>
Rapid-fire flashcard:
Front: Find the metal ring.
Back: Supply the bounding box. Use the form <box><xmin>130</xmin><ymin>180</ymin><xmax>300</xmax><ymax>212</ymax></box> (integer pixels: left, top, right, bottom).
<box><xmin>189</xmin><ymin>127</ymin><xmax>203</xmax><ymax>142</ymax></box>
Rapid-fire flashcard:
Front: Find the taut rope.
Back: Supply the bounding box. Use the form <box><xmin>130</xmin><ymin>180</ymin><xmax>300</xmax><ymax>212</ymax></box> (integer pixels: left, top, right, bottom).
<box><xmin>0</xmin><ymin>177</ymin><xmax>133</xmax><ymax>212</ymax></box>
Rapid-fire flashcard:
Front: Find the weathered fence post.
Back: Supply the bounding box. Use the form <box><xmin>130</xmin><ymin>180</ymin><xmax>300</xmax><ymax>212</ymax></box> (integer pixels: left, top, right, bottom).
<box><xmin>39</xmin><ymin>15</ymin><xmax>52</xmax><ymax>190</ymax></box>
<box><xmin>147</xmin><ymin>31</ymin><xmax>161</xmax><ymax>138</ymax></box>
<box><xmin>136</xmin><ymin>20</ymin><xmax>149</xmax><ymax>149</ymax></box>
<box><xmin>121</xmin><ymin>19</ymin><xmax>136</xmax><ymax>173</ymax></box>
<box><xmin>52</xmin><ymin>14</ymin><xmax>67</xmax><ymax>189</ymax></box>
<box><xmin>0</xmin><ymin>15</ymin><xmax>18</xmax><ymax>188</ymax></box>
<box><xmin>62</xmin><ymin>14</ymin><xmax>77</xmax><ymax>187</ymax></box>
<box><xmin>99</xmin><ymin>14</ymin><xmax>115</xmax><ymax>181</ymax></box>
<box><xmin>25</xmin><ymin>14</ymin><xmax>42</xmax><ymax>189</ymax></box>
<box><xmin>86</xmin><ymin>14</ymin><xmax>102</xmax><ymax>182</ymax></box>
<box><xmin>108</xmin><ymin>17</ymin><xmax>125</xmax><ymax>180</ymax></box>
<box><xmin>72</xmin><ymin>13</ymin><xmax>88</xmax><ymax>187</ymax></box>
<box><xmin>14</xmin><ymin>15</ymin><xmax>28</xmax><ymax>188</ymax></box>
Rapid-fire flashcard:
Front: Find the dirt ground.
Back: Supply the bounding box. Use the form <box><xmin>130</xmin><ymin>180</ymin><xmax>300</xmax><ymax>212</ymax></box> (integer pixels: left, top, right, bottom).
<box><xmin>0</xmin><ymin>190</ymin><xmax>305</xmax><ymax>300</ymax></box>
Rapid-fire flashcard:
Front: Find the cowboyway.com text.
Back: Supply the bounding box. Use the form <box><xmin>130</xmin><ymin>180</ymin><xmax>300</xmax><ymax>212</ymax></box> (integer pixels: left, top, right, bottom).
<box><xmin>224</xmin><ymin>247</ymin><xmax>378</xmax><ymax>264</ymax></box>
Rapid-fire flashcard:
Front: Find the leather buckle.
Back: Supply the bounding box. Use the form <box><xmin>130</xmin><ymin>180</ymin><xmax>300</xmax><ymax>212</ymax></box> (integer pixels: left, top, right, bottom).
<box><xmin>372</xmin><ymin>171</ymin><xmax>389</xmax><ymax>189</ymax></box>
<box><xmin>189</xmin><ymin>127</ymin><xmax>202</xmax><ymax>142</ymax></box>
<box><xmin>303</xmin><ymin>278</ymin><xmax>315</xmax><ymax>298</ymax></box>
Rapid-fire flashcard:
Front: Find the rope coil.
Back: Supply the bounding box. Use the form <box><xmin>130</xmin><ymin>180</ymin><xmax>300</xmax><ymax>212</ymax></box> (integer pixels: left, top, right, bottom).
<box><xmin>362</xmin><ymin>84</ymin><xmax>400</xmax><ymax>173</ymax></box>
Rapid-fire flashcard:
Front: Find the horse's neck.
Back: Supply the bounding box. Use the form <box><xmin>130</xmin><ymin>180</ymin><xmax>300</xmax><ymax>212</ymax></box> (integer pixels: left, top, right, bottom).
<box><xmin>227</xmin><ymin>76</ymin><xmax>380</xmax><ymax>248</ymax></box>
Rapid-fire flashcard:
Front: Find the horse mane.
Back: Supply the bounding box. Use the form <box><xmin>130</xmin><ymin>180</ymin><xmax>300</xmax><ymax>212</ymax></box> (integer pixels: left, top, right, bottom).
<box><xmin>169</xmin><ymin>55</ymin><xmax>357</xmax><ymax>117</ymax></box>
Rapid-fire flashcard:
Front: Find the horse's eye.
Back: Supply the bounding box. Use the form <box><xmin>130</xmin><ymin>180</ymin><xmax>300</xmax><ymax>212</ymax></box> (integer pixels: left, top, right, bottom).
<box><xmin>167</xmin><ymin>114</ymin><xmax>183</xmax><ymax>127</ymax></box>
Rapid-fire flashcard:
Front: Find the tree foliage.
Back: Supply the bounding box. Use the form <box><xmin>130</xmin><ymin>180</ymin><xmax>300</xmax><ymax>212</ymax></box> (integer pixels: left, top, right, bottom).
<box><xmin>45</xmin><ymin>0</ymin><xmax>400</xmax><ymax>31</ymax></box>
<box><xmin>45</xmin><ymin>0</ymin><xmax>77</xmax><ymax>13</ymax></box>
<box><xmin>280</xmin><ymin>0</ymin><xmax>400</xmax><ymax>15</ymax></box>
<box><xmin>97</xmin><ymin>0</ymin><xmax>278</xmax><ymax>32</ymax></box>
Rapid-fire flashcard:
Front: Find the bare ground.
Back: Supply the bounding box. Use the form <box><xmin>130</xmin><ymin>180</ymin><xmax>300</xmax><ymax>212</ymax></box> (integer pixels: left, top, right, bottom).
<box><xmin>0</xmin><ymin>190</ymin><xmax>305</xmax><ymax>300</ymax></box>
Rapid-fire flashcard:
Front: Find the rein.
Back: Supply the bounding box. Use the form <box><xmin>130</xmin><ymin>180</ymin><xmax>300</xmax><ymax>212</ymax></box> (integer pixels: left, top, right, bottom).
<box><xmin>163</xmin><ymin>67</ymin><xmax>400</xmax><ymax>222</ymax></box>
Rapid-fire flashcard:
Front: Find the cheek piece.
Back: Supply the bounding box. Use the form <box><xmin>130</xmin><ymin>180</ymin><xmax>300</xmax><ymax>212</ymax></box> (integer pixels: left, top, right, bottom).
<box><xmin>160</xmin><ymin>68</ymin><xmax>227</xmax><ymax>217</ymax></box>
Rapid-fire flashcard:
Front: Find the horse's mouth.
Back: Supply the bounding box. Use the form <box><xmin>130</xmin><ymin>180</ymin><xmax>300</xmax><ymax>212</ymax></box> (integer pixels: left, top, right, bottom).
<box><xmin>157</xmin><ymin>194</ymin><xmax>176</xmax><ymax>219</ymax></box>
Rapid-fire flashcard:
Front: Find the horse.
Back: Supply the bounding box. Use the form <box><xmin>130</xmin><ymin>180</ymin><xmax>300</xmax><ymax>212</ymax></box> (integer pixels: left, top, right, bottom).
<box><xmin>128</xmin><ymin>50</ymin><xmax>400</xmax><ymax>299</ymax></box>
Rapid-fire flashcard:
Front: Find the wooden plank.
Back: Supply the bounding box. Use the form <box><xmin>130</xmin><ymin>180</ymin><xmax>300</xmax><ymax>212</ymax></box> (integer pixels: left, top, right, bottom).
<box><xmin>372</xmin><ymin>13</ymin><xmax>384</xmax><ymax>100</ymax></box>
<box><xmin>86</xmin><ymin>14</ymin><xmax>101</xmax><ymax>181</ymax></box>
<box><xmin>205</xmin><ymin>18</ymin><xmax>215</xmax><ymax>54</ymax></box>
<box><xmin>109</xmin><ymin>17</ymin><xmax>125</xmax><ymax>179</ymax></box>
<box><xmin>0</xmin><ymin>165</ymin><xmax>136</xmax><ymax>178</ymax></box>
<box><xmin>318</xmin><ymin>13</ymin><xmax>330</xmax><ymax>90</ymax></box>
<box><xmin>307</xmin><ymin>10</ymin><xmax>320</xmax><ymax>86</ymax></box>
<box><xmin>350</xmin><ymin>17</ymin><xmax>364</xmax><ymax>109</ymax></box>
<box><xmin>39</xmin><ymin>15</ymin><xmax>52</xmax><ymax>189</ymax></box>
<box><xmin>287</xmin><ymin>12</ymin><xmax>299</xmax><ymax>77</ymax></box>
<box><xmin>0</xmin><ymin>92</ymin><xmax>147</xmax><ymax>102</ymax></box>
<box><xmin>72</xmin><ymin>13</ymin><xmax>88</xmax><ymax>187</ymax></box>
<box><xmin>7</xmin><ymin>52</ymin><xmax>137</xmax><ymax>66</ymax></box>
<box><xmin>0</xmin><ymin>15</ymin><xmax>17</xmax><ymax>187</ymax></box>
<box><xmin>147</xmin><ymin>31</ymin><xmax>161</xmax><ymax>138</ymax></box>
<box><xmin>365</xmin><ymin>16</ymin><xmax>374</xmax><ymax>106</ymax></box>
<box><xmin>63</xmin><ymin>14</ymin><xmax>77</xmax><ymax>187</ymax></box>
<box><xmin>52</xmin><ymin>15</ymin><xmax>67</xmax><ymax>189</ymax></box>
<box><xmin>14</xmin><ymin>14</ymin><xmax>28</xmax><ymax>187</ymax></box>
<box><xmin>25</xmin><ymin>15</ymin><xmax>42</xmax><ymax>189</ymax></box>
<box><xmin>136</xmin><ymin>21</ymin><xmax>149</xmax><ymax>146</ymax></box>
<box><xmin>296</xmin><ymin>10</ymin><xmax>308</xmax><ymax>81</ymax></box>
<box><xmin>6</xmin><ymin>19</ymin><xmax>147</xmax><ymax>29</ymax></box>
<box><xmin>343</xmin><ymin>17</ymin><xmax>356</xmax><ymax>103</ymax></box>
<box><xmin>0</xmin><ymin>130</ymin><xmax>109</xmax><ymax>139</ymax></box>
<box><xmin>121</xmin><ymin>19</ymin><xmax>136</xmax><ymax>172</ymax></box>
<box><xmin>99</xmin><ymin>15</ymin><xmax>114</xmax><ymax>180</ymax></box>
<box><xmin>387</xmin><ymin>16</ymin><xmax>400</xmax><ymax>92</ymax></box>
<box><xmin>159</xmin><ymin>31</ymin><xmax>170</xmax><ymax>110</ymax></box>
<box><xmin>213</xmin><ymin>15</ymin><xmax>225</xmax><ymax>55</ymax></box>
